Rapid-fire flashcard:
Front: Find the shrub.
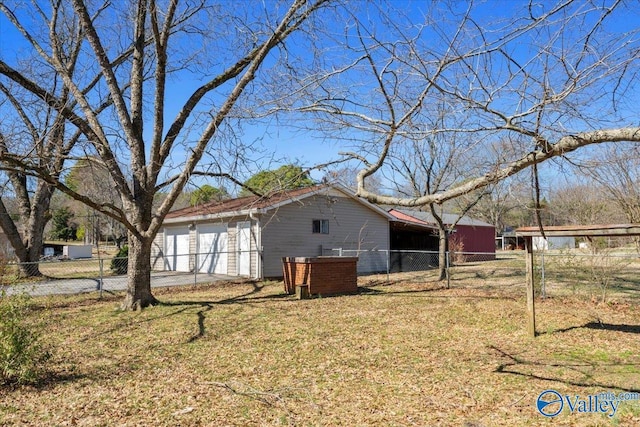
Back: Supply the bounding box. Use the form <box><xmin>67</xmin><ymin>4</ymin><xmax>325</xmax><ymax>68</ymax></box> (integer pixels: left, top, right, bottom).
<box><xmin>449</xmin><ymin>234</ymin><xmax>466</xmax><ymax>265</ymax></box>
<box><xmin>110</xmin><ymin>245</ymin><xmax>128</xmax><ymax>275</ymax></box>
<box><xmin>0</xmin><ymin>292</ymin><xmax>50</xmax><ymax>385</ymax></box>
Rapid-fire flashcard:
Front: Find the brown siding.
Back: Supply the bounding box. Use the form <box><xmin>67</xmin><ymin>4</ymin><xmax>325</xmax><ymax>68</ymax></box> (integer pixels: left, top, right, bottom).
<box><xmin>455</xmin><ymin>225</ymin><xmax>496</xmax><ymax>254</ymax></box>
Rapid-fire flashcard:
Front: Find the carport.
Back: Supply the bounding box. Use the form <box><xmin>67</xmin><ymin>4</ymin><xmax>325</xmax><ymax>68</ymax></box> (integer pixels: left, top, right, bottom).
<box><xmin>516</xmin><ymin>224</ymin><xmax>640</xmax><ymax>338</ymax></box>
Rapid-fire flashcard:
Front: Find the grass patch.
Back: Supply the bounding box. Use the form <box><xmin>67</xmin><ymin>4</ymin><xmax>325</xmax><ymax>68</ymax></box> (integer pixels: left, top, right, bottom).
<box><xmin>0</xmin><ymin>293</ymin><xmax>50</xmax><ymax>385</ymax></box>
<box><xmin>1</xmin><ymin>274</ymin><xmax>639</xmax><ymax>426</ymax></box>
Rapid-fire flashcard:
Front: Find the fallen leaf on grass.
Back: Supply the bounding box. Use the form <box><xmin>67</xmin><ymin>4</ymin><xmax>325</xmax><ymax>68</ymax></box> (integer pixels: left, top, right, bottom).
<box><xmin>172</xmin><ymin>406</ymin><xmax>194</xmax><ymax>416</ymax></box>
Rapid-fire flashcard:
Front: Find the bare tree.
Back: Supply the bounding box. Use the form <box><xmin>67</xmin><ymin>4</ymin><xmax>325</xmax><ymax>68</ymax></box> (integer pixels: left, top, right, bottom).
<box><xmin>577</xmin><ymin>143</ymin><xmax>640</xmax><ymax>224</ymax></box>
<box><xmin>277</xmin><ymin>1</ymin><xmax>640</xmax><ymax>227</ymax></box>
<box><xmin>0</xmin><ymin>80</ymin><xmax>78</xmax><ymax>277</ymax></box>
<box><xmin>460</xmin><ymin>178</ymin><xmax>528</xmax><ymax>233</ymax></box>
<box><xmin>0</xmin><ymin>1</ymin><xmax>136</xmax><ymax>275</ymax></box>
<box><xmin>0</xmin><ymin>0</ymin><xmax>331</xmax><ymax>309</ymax></box>
<box><xmin>548</xmin><ymin>182</ymin><xmax>617</xmax><ymax>226</ymax></box>
<box><xmin>323</xmin><ymin>165</ymin><xmax>385</xmax><ymax>193</ymax></box>
<box><xmin>566</xmin><ymin>143</ymin><xmax>640</xmax><ymax>250</ymax></box>
<box><xmin>385</xmin><ymin>129</ymin><xmax>485</xmax><ymax>280</ymax></box>
<box><xmin>65</xmin><ymin>157</ymin><xmax>127</xmax><ymax>247</ymax></box>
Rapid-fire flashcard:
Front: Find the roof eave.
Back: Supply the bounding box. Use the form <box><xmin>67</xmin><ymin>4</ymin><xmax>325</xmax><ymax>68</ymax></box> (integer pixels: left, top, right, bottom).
<box><xmin>390</xmin><ymin>219</ymin><xmax>439</xmax><ymax>231</ymax></box>
<box><xmin>163</xmin><ymin>183</ymin><xmax>397</xmax><ymax>225</ymax></box>
<box><xmin>163</xmin><ymin>208</ymin><xmax>265</xmax><ymax>225</ymax></box>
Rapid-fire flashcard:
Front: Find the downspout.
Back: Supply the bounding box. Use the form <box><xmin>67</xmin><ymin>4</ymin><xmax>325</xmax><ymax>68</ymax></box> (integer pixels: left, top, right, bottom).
<box><xmin>249</xmin><ymin>211</ymin><xmax>262</xmax><ymax>280</ymax></box>
<box><xmin>387</xmin><ymin>218</ymin><xmax>391</xmax><ymax>280</ymax></box>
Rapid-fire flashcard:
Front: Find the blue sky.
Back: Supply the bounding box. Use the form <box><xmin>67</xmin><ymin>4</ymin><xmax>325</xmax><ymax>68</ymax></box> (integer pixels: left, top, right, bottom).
<box><xmin>1</xmin><ymin>0</ymin><xmax>639</xmax><ymax>196</ymax></box>
<box><xmin>0</xmin><ymin>3</ymin><xmax>342</xmax><ymax>185</ymax></box>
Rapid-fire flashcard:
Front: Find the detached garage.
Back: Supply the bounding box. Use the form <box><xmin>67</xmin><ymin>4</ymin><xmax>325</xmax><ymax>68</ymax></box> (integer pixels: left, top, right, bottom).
<box><xmin>151</xmin><ymin>184</ymin><xmax>392</xmax><ymax>279</ymax></box>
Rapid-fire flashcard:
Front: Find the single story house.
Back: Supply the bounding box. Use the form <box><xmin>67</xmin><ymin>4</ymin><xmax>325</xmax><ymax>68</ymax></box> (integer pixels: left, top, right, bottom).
<box><xmin>154</xmin><ymin>184</ymin><xmax>395</xmax><ymax>278</ymax></box>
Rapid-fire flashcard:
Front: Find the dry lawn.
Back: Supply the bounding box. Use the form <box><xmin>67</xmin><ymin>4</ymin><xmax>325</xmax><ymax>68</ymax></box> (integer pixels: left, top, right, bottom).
<box><xmin>1</xmin><ymin>267</ymin><xmax>640</xmax><ymax>426</ymax></box>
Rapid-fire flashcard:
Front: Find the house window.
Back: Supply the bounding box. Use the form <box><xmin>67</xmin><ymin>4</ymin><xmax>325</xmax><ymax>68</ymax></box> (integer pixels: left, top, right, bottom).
<box><xmin>312</xmin><ymin>219</ymin><xmax>329</xmax><ymax>234</ymax></box>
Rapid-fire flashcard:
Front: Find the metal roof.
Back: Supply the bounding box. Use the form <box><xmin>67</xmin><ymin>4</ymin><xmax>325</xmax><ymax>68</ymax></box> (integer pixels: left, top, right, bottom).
<box><xmin>163</xmin><ymin>183</ymin><xmax>395</xmax><ymax>224</ymax></box>
<box><xmin>387</xmin><ymin>209</ymin><xmax>439</xmax><ymax>231</ymax></box>
<box><xmin>389</xmin><ymin>209</ymin><xmax>494</xmax><ymax>228</ymax></box>
<box><xmin>516</xmin><ymin>224</ymin><xmax>640</xmax><ymax>237</ymax></box>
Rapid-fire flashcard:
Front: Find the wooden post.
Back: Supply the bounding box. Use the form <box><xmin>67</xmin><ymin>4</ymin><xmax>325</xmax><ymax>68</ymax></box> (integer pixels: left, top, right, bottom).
<box><xmin>296</xmin><ymin>284</ymin><xmax>309</xmax><ymax>300</ymax></box>
<box><xmin>525</xmin><ymin>236</ymin><xmax>536</xmax><ymax>337</ymax></box>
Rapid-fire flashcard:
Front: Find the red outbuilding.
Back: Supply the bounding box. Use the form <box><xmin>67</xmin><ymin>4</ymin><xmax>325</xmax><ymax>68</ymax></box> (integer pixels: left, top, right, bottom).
<box><xmin>388</xmin><ymin>209</ymin><xmax>496</xmax><ymax>259</ymax></box>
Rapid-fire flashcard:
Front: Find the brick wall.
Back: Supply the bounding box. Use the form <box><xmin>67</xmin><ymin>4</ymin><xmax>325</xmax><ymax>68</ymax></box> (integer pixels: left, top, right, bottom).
<box><xmin>282</xmin><ymin>257</ymin><xmax>358</xmax><ymax>296</ymax></box>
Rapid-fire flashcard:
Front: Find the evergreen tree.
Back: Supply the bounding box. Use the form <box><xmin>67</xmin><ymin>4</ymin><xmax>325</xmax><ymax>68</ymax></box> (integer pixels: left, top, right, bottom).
<box><xmin>240</xmin><ymin>165</ymin><xmax>315</xmax><ymax>197</ymax></box>
<box><xmin>50</xmin><ymin>208</ymin><xmax>77</xmax><ymax>242</ymax></box>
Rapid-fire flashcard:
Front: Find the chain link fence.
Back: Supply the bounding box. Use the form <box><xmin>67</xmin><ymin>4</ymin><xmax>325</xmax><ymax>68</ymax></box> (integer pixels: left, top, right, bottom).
<box><xmin>321</xmin><ymin>247</ymin><xmax>515</xmax><ymax>284</ymax></box>
<box><xmin>446</xmin><ymin>251</ymin><xmax>525</xmax><ymax>292</ymax></box>
<box><xmin>533</xmin><ymin>247</ymin><xmax>640</xmax><ymax>303</ymax></box>
<box><xmin>4</xmin><ymin>245</ymin><xmax>637</xmax><ymax>303</ymax></box>
<box><xmin>321</xmin><ymin>246</ymin><xmax>640</xmax><ymax>302</ymax></box>
<box><xmin>0</xmin><ymin>253</ymin><xmax>237</xmax><ymax>297</ymax></box>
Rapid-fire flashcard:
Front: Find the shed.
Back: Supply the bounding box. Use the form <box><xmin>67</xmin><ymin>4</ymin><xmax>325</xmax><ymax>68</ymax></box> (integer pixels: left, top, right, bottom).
<box><xmin>388</xmin><ymin>209</ymin><xmax>439</xmax><ymax>251</ymax></box>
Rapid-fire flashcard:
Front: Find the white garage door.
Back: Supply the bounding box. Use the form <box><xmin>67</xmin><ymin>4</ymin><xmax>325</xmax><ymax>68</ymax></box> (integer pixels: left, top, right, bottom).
<box><xmin>165</xmin><ymin>227</ymin><xmax>190</xmax><ymax>272</ymax></box>
<box><xmin>197</xmin><ymin>224</ymin><xmax>228</xmax><ymax>274</ymax></box>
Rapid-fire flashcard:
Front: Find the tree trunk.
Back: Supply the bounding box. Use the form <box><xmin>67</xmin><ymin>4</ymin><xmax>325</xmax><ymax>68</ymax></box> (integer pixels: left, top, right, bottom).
<box><xmin>21</xmin><ymin>185</ymin><xmax>53</xmax><ymax>276</ymax></box>
<box><xmin>17</xmin><ymin>237</ymin><xmax>44</xmax><ymax>278</ymax></box>
<box><xmin>120</xmin><ymin>233</ymin><xmax>158</xmax><ymax>310</ymax></box>
<box><xmin>429</xmin><ymin>205</ymin><xmax>448</xmax><ymax>282</ymax></box>
<box><xmin>0</xmin><ymin>184</ymin><xmax>53</xmax><ymax>278</ymax></box>
<box><xmin>437</xmin><ymin>226</ymin><xmax>448</xmax><ymax>282</ymax></box>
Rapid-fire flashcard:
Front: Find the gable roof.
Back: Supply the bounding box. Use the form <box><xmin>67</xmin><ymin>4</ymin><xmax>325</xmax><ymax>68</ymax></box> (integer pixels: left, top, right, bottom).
<box><xmin>163</xmin><ymin>184</ymin><xmax>394</xmax><ymax>224</ymax></box>
<box><xmin>389</xmin><ymin>208</ymin><xmax>494</xmax><ymax>228</ymax></box>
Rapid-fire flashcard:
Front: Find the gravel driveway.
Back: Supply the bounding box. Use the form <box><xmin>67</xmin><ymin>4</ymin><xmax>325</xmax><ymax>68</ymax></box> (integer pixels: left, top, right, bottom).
<box><xmin>2</xmin><ymin>270</ymin><xmax>236</xmax><ymax>297</ymax></box>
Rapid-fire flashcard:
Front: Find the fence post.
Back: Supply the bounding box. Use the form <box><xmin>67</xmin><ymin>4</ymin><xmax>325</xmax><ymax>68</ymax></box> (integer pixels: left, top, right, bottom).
<box><xmin>446</xmin><ymin>251</ymin><xmax>450</xmax><ymax>289</ymax></box>
<box><xmin>525</xmin><ymin>237</ymin><xmax>537</xmax><ymax>337</ymax></box>
<box><xmin>194</xmin><ymin>252</ymin><xmax>198</xmax><ymax>286</ymax></box>
<box><xmin>540</xmin><ymin>249</ymin><xmax>546</xmax><ymax>298</ymax></box>
<box><xmin>386</xmin><ymin>249</ymin><xmax>390</xmax><ymax>281</ymax></box>
<box><xmin>98</xmin><ymin>259</ymin><xmax>104</xmax><ymax>298</ymax></box>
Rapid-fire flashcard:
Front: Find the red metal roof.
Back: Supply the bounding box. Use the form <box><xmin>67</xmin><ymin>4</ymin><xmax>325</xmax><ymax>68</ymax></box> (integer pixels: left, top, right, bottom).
<box><xmin>388</xmin><ymin>208</ymin><xmax>433</xmax><ymax>226</ymax></box>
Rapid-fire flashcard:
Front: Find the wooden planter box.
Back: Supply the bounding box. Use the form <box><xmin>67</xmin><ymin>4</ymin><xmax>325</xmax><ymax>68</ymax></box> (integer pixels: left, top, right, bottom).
<box><xmin>282</xmin><ymin>256</ymin><xmax>358</xmax><ymax>296</ymax></box>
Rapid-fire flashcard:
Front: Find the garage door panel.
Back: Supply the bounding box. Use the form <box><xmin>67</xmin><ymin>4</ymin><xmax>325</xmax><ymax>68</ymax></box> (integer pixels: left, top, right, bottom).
<box><xmin>165</xmin><ymin>227</ymin><xmax>190</xmax><ymax>272</ymax></box>
<box><xmin>198</xmin><ymin>224</ymin><xmax>228</xmax><ymax>274</ymax></box>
